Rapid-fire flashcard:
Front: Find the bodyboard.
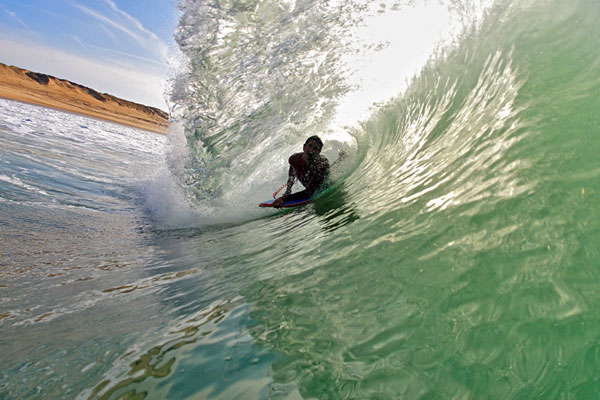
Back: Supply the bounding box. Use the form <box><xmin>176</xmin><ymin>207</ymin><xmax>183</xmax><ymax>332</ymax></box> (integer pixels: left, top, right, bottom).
<box><xmin>258</xmin><ymin>196</ymin><xmax>314</xmax><ymax>208</ymax></box>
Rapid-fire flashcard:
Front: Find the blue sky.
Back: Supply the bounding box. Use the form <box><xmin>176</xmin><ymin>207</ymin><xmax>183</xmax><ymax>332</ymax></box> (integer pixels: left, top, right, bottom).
<box><xmin>0</xmin><ymin>0</ymin><xmax>180</xmax><ymax>109</ymax></box>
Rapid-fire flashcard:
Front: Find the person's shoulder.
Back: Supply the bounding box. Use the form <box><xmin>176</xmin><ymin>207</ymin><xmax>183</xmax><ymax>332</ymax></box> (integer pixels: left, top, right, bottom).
<box><xmin>320</xmin><ymin>155</ymin><xmax>329</xmax><ymax>165</ymax></box>
<box><xmin>289</xmin><ymin>152</ymin><xmax>304</xmax><ymax>163</ymax></box>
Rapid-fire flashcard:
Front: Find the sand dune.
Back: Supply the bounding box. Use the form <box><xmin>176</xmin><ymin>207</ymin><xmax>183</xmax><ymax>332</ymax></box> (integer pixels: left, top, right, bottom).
<box><xmin>0</xmin><ymin>63</ymin><xmax>169</xmax><ymax>134</ymax></box>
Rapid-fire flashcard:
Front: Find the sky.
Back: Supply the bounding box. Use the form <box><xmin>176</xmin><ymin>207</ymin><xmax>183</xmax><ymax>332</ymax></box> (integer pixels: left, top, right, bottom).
<box><xmin>0</xmin><ymin>0</ymin><xmax>181</xmax><ymax>110</ymax></box>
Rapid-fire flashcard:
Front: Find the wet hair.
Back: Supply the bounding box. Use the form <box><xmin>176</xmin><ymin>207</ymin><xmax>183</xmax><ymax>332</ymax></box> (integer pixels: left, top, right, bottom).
<box><xmin>305</xmin><ymin>135</ymin><xmax>323</xmax><ymax>151</ymax></box>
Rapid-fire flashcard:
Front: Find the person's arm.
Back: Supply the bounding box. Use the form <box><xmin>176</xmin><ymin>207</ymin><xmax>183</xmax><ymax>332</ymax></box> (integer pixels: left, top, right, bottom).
<box><xmin>282</xmin><ymin>165</ymin><xmax>296</xmax><ymax>197</ymax></box>
<box><xmin>273</xmin><ymin>165</ymin><xmax>296</xmax><ymax>207</ymax></box>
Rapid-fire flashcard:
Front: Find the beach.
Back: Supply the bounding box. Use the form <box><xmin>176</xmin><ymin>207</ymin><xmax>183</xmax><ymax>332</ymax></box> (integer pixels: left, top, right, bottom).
<box><xmin>0</xmin><ymin>62</ymin><xmax>169</xmax><ymax>134</ymax></box>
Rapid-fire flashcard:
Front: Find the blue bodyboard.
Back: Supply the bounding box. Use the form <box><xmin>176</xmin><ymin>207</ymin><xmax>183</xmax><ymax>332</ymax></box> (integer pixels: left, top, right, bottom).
<box><xmin>258</xmin><ymin>196</ymin><xmax>314</xmax><ymax>208</ymax></box>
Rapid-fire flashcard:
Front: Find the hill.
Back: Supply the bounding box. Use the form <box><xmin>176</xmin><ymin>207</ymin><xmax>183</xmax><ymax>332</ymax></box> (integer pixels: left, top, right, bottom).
<box><xmin>0</xmin><ymin>63</ymin><xmax>169</xmax><ymax>134</ymax></box>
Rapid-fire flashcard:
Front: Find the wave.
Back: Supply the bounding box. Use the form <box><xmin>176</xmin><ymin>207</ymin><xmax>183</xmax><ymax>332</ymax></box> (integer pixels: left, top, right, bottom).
<box><xmin>86</xmin><ymin>0</ymin><xmax>600</xmax><ymax>397</ymax></box>
<box><xmin>160</xmin><ymin>0</ymin><xmax>600</xmax><ymax>228</ymax></box>
<box><xmin>151</xmin><ymin>0</ymin><xmax>492</xmax><ymax>225</ymax></box>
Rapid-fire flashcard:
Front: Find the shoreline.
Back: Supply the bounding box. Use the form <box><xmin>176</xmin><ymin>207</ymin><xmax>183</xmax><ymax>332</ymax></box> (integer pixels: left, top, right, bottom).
<box><xmin>0</xmin><ymin>94</ymin><xmax>169</xmax><ymax>134</ymax></box>
<box><xmin>0</xmin><ymin>95</ymin><xmax>167</xmax><ymax>134</ymax></box>
<box><xmin>0</xmin><ymin>63</ymin><xmax>170</xmax><ymax>134</ymax></box>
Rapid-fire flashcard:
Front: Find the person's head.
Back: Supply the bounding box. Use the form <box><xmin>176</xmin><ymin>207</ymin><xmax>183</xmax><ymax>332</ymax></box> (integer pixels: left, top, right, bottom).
<box><xmin>303</xmin><ymin>135</ymin><xmax>323</xmax><ymax>157</ymax></box>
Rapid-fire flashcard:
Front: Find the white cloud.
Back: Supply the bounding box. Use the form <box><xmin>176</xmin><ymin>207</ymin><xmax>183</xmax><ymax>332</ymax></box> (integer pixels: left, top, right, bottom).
<box><xmin>2</xmin><ymin>7</ymin><xmax>37</xmax><ymax>37</ymax></box>
<box><xmin>71</xmin><ymin>0</ymin><xmax>169</xmax><ymax>63</ymax></box>
<box><xmin>95</xmin><ymin>21</ymin><xmax>121</xmax><ymax>45</ymax></box>
<box><xmin>103</xmin><ymin>0</ymin><xmax>168</xmax><ymax>52</ymax></box>
<box><xmin>0</xmin><ymin>38</ymin><xmax>169</xmax><ymax>110</ymax></box>
<box><xmin>71</xmin><ymin>35</ymin><xmax>88</xmax><ymax>51</ymax></box>
<box><xmin>86</xmin><ymin>44</ymin><xmax>167</xmax><ymax>67</ymax></box>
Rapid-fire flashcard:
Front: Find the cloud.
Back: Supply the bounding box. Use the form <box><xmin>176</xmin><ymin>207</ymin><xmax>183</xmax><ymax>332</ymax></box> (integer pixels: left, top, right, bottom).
<box><xmin>71</xmin><ymin>35</ymin><xmax>88</xmax><ymax>51</ymax></box>
<box><xmin>95</xmin><ymin>20</ymin><xmax>120</xmax><ymax>45</ymax></box>
<box><xmin>71</xmin><ymin>0</ymin><xmax>169</xmax><ymax>63</ymax></box>
<box><xmin>103</xmin><ymin>0</ymin><xmax>165</xmax><ymax>46</ymax></box>
<box><xmin>1</xmin><ymin>7</ymin><xmax>37</xmax><ymax>37</ymax></box>
<box><xmin>86</xmin><ymin>43</ymin><xmax>167</xmax><ymax>67</ymax></box>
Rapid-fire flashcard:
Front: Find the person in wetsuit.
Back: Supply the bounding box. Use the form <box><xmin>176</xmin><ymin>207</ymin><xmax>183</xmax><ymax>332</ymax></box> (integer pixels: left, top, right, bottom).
<box><xmin>272</xmin><ymin>135</ymin><xmax>330</xmax><ymax>208</ymax></box>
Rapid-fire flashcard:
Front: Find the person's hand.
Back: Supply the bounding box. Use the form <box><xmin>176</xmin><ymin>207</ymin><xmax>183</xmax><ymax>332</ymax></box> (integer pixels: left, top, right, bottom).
<box><xmin>272</xmin><ymin>197</ymin><xmax>286</xmax><ymax>208</ymax></box>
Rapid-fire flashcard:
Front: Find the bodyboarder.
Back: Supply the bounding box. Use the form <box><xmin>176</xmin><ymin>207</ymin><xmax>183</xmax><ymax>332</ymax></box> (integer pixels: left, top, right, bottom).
<box><xmin>272</xmin><ymin>135</ymin><xmax>330</xmax><ymax>208</ymax></box>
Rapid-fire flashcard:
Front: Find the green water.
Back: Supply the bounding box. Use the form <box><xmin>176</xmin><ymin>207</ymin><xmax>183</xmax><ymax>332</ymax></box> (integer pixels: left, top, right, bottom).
<box><xmin>207</xmin><ymin>1</ymin><xmax>600</xmax><ymax>397</ymax></box>
<box><xmin>102</xmin><ymin>0</ymin><xmax>600</xmax><ymax>397</ymax></box>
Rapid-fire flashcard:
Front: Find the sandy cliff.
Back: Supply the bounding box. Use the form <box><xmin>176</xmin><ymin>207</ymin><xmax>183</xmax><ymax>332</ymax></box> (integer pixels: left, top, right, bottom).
<box><xmin>0</xmin><ymin>62</ymin><xmax>169</xmax><ymax>134</ymax></box>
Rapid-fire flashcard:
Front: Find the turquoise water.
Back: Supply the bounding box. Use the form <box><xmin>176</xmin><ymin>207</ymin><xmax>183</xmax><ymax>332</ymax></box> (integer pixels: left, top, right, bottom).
<box><xmin>3</xmin><ymin>0</ymin><xmax>600</xmax><ymax>398</ymax></box>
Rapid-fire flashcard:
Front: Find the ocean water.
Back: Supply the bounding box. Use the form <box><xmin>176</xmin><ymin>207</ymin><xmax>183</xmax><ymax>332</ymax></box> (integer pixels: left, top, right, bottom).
<box><xmin>3</xmin><ymin>0</ymin><xmax>600</xmax><ymax>398</ymax></box>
